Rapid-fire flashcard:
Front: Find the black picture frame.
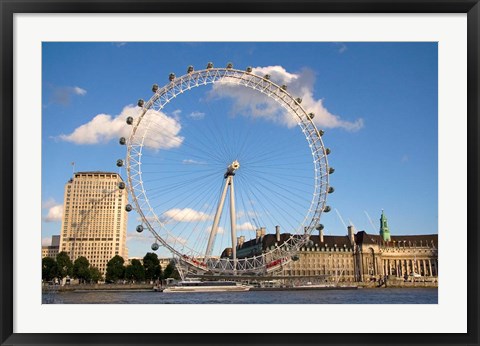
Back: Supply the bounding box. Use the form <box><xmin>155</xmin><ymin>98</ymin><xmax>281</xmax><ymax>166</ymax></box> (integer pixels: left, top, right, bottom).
<box><xmin>1</xmin><ymin>1</ymin><xmax>479</xmax><ymax>345</ymax></box>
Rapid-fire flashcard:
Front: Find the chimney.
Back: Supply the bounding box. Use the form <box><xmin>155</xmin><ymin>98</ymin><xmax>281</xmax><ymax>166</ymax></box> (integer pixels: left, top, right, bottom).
<box><xmin>304</xmin><ymin>226</ymin><xmax>310</xmax><ymax>241</ymax></box>
<box><xmin>260</xmin><ymin>227</ymin><xmax>266</xmax><ymax>236</ymax></box>
<box><xmin>319</xmin><ymin>229</ymin><xmax>324</xmax><ymax>243</ymax></box>
<box><xmin>256</xmin><ymin>228</ymin><xmax>262</xmax><ymax>242</ymax></box>
<box><xmin>275</xmin><ymin>225</ymin><xmax>281</xmax><ymax>242</ymax></box>
<box><xmin>348</xmin><ymin>225</ymin><xmax>355</xmax><ymax>245</ymax></box>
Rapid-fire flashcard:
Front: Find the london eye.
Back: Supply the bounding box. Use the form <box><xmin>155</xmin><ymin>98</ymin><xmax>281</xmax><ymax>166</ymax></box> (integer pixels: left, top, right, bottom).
<box><xmin>118</xmin><ymin>63</ymin><xmax>334</xmax><ymax>275</ymax></box>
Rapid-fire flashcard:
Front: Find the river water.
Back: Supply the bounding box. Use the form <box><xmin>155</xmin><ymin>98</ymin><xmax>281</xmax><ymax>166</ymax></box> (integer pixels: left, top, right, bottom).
<box><xmin>43</xmin><ymin>288</ymin><xmax>437</xmax><ymax>304</ymax></box>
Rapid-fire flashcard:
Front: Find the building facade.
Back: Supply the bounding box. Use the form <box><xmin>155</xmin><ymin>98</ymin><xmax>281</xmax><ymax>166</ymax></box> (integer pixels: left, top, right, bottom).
<box><xmin>59</xmin><ymin>172</ymin><xmax>129</xmax><ymax>274</ymax></box>
<box><xmin>222</xmin><ymin>212</ymin><xmax>438</xmax><ymax>283</ymax></box>
<box><xmin>41</xmin><ymin>235</ymin><xmax>60</xmax><ymax>259</ymax></box>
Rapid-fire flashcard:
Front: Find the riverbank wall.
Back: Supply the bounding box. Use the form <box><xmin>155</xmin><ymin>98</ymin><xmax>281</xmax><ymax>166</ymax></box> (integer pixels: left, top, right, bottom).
<box><xmin>44</xmin><ymin>283</ymin><xmax>155</xmax><ymax>292</ymax></box>
<box><xmin>44</xmin><ymin>280</ymin><xmax>437</xmax><ymax>292</ymax></box>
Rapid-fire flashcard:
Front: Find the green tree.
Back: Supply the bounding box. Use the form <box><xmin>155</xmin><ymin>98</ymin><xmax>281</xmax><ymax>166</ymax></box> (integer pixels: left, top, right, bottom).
<box><xmin>163</xmin><ymin>260</ymin><xmax>180</xmax><ymax>280</ymax></box>
<box><xmin>56</xmin><ymin>251</ymin><xmax>73</xmax><ymax>281</ymax></box>
<box><xmin>73</xmin><ymin>257</ymin><xmax>91</xmax><ymax>284</ymax></box>
<box><xmin>143</xmin><ymin>252</ymin><xmax>162</xmax><ymax>281</ymax></box>
<box><xmin>89</xmin><ymin>266</ymin><xmax>103</xmax><ymax>283</ymax></box>
<box><xmin>105</xmin><ymin>255</ymin><xmax>125</xmax><ymax>283</ymax></box>
<box><xmin>42</xmin><ymin>257</ymin><xmax>58</xmax><ymax>282</ymax></box>
<box><xmin>125</xmin><ymin>259</ymin><xmax>146</xmax><ymax>283</ymax></box>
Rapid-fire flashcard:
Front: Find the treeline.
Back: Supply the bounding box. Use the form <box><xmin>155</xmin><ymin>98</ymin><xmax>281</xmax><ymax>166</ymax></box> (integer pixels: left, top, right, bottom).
<box><xmin>42</xmin><ymin>251</ymin><xmax>180</xmax><ymax>284</ymax></box>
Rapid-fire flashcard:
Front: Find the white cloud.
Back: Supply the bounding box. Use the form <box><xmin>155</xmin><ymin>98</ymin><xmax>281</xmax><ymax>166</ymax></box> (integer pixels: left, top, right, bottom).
<box><xmin>136</xmin><ymin>216</ymin><xmax>157</xmax><ymax>224</ymax></box>
<box><xmin>205</xmin><ymin>225</ymin><xmax>225</xmax><ymax>235</ymax></box>
<box><xmin>182</xmin><ymin>159</ymin><xmax>207</xmax><ymax>165</ymax></box>
<box><xmin>335</xmin><ymin>42</ymin><xmax>348</xmax><ymax>54</ymax></box>
<box><xmin>51</xmin><ymin>86</ymin><xmax>87</xmax><ymax>105</ymax></box>
<box><xmin>237</xmin><ymin>210</ymin><xmax>257</xmax><ymax>219</ymax></box>
<box><xmin>42</xmin><ymin>237</ymin><xmax>52</xmax><ymax>246</ymax></box>
<box><xmin>44</xmin><ymin>204</ymin><xmax>63</xmax><ymax>222</ymax></box>
<box><xmin>163</xmin><ymin>208</ymin><xmax>213</xmax><ymax>222</ymax></box>
<box><xmin>209</xmin><ymin>65</ymin><xmax>363</xmax><ymax>132</ymax></box>
<box><xmin>58</xmin><ymin>105</ymin><xmax>184</xmax><ymax>150</ymax></box>
<box><xmin>236</xmin><ymin>222</ymin><xmax>256</xmax><ymax>231</ymax></box>
<box><xmin>114</xmin><ymin>42</ymin><xmax>127</xmax><ymax>47</ymax></box>
<box><xmin>127</xmin><ymin>232</ymin><xmax>154</xmax><ymax>243</ymax></box>
<box><xmin>42</xmin><ymin>198</ymin><xmax>58</xmax><ymax>210</ymax></box>
<box><xmin>165</xmin><ymin>234</ymin><xmax>188</xmax><ymax>245</ymax></box>
<box><xmin>188</xmin><ymin>111</ymin><xmax>205</xmax><ymax>120</ymax></box>
<box><xmin>73</xmin><ymin>86</ymin><xmax>87</xmax><ymax>96</ymax></box>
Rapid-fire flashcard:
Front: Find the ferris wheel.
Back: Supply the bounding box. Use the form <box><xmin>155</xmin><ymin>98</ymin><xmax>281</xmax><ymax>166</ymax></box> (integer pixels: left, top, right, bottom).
<box><xmin>118</xmin><ymin>62</ymin><xmax>334</xmax><ymax>275</ymax></box>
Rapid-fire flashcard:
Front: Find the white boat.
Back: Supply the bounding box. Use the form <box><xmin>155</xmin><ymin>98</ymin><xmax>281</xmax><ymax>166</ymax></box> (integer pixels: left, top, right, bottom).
<box><xmin>162</xmin><ymin>280</ymin><xmax>251</xmax><ymax>293</ymax></box>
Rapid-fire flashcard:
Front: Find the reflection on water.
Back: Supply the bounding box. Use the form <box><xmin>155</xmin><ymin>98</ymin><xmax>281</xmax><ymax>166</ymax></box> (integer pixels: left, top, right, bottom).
<box><xmin>43</xmin><ymin>288</ymin><xmax>437</xmax><ymax>304</ymax></box>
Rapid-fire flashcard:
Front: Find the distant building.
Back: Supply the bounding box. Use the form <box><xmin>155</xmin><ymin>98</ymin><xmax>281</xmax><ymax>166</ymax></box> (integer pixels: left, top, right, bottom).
<box><xmin>222</xmin><ymin>211</ymin><xmax>438</xmax><ymax>282</ymax></box>
<box><xmin>59</xmin><ymin>172</ymin><xmax>129</xmax><ymax>274</ymax></box>
<box><xmin>42</xmin><ymin>235</ymin><xmax>60</xmax><ymax>259</ymax></box>
<box><xmin>126</xmin><ymin>257</ymin><xmax>144</xmax><ymax>265</ymax></box>
<box><xmin>158</xmin><ymin>257</ymin><xmax>173</xmax><ymax>270</ymax></box>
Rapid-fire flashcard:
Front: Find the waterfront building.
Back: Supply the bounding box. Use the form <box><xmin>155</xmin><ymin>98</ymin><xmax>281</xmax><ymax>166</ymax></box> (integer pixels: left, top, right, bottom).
<box><xmin>41</xmin><ymin>235</ymin><xmax>60</xmax><ymax>258</ymax></box>
<box><xmin>222</xmin><ymin>211</ymin><xmax>438</xmax><ymax>282</ymax></box>
<box><xmin>59</xmin><ymin>172</ymin><xmax>129</xmax><ymax>274</ymax></box>
<box><xmin>159</xmin><ymin>257</ymin><xmax>173</xmax><ymax>270</ymax></box>
<box><xmin>126</xmin><ymin>257</ymin><xmax>144</xmax><ymax>265</ymax></box>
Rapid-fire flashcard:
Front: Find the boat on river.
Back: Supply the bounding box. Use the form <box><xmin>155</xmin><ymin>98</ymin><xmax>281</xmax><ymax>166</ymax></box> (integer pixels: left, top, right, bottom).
<box><xmin>162</xmin><ymin>280</ymin><xmax>251</xmax><ymax>293</ymax></box>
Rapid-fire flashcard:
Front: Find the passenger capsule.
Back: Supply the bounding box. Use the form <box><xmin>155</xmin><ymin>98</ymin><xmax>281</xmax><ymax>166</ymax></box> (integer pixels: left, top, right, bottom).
<box><xmin>151</xmin><ymin>243</ymin><xmax>159</xmax><ymax>251</ymax></box>
<box><xmin>246</xmin><ymin>66</ymin><xmax>253</xmax><ymax>73</ymax></box>
<box><xmin>118</xmin><ymin>182</ymin><xmax>126</xmax><ymax>190</ymax></box>
<box><xmin>126</xmin><ymin>116</ymin><xmax>134</xmax><ymax>125</ymax></box>
<box><xmin>296</xmin><ymin>98</ymin><xmax>302</xmax><ymax>104</ymax></box>
<box><xmin>137</xmin><ymin>99</ymin><xmax>144</xmax><ymax>107</ymax></box>
<box><xmin>226</xmin><ymin>62</ymin><xmax>233</xmax><ymax>69</ymax></box>
<box><xmin>136</xmin><ymin>225</ymin><xmax>144</xmax><ymax>233</ymax></box>
<box><xmin>119</xmin><ymin>137</ymin><xmax>126</xmax><ymax>145</ymax></box>
<box><xmin>152</xmin><ymin>84</ymin><xmax>159</xmax><ymax>92</ymax></box>
<box><xmin>187</xmin><ymin>65</ymin><xmax>194</xmax><ymax>73</ymax></box>
<box><xmin>328</xmin><ymin>186</ymin><xmax>335</xmax><ymax>193</ymax></box>
<box><xmin>264</xmin><ymin>74</ymin><xmax>271</xmax><ymax>80</ymax></box>
<box><xmin>316</xmin><ymin>224</ymin><xmax>324</xmax><ymax>231</ymax></box>
<box><xmin>308</xmin><ymin>240</ymin><xmax>314</xmax><ymax>247</ymax></box>
<box><xmin>281</xmin><ymin>84</ymin><xmax>287</xmax><ymax>91</ymax></box>
<box><xmin>318</xmin><ymin>129</ymin><xmax>325</xmax><ymax>136</ymax></box>
<box><xmin>292</xmin><ymin>255</ymin><xmax>300</xmax><ymax>261</ymax></box>
<box><xmin>324</xmin><ymin>206</ymin><xmax>332</xmax><ymax>213</ymax></box>
<box><xmin>116</xmin><ymin>159</ymin><xmax>124</xmax><ymax>167</ymax></box>
<box><xmin>325</xmin><ymin>148</ymin><xmax>331</xmax><ymax>155</ymax></box>
<box><xmin>125</xmin><ymin>204</ymin><xmax>133</xmax><ymax>212</ymax></box>
<box><xmin>206</xmin><ymin>62</ymin><xmax>214</xmax><ymax>69</ymax></box>
<box><xmin>329</xmin><ymin>167</ymin><xmax>335</xmax><ymax>174</ymax></box>
<box><xmin>169</xmin><ymin>73</ymin><xmax>175</xmax><ymax>82</ymax></box>
<box><xmin>308</xmin><ymin>112</ymin><xmax>315</xmax><ymax>119</ymax></box>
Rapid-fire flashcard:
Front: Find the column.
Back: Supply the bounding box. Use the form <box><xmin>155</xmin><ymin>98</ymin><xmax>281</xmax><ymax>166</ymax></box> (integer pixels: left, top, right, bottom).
<box><xmin>428</xmin><ymin>259</ymin><xmax>432</xmax><ymax>276</ymax></box>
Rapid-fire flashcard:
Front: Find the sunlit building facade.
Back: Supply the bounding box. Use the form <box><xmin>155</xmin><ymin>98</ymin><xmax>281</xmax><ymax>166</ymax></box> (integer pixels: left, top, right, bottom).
<box><xmin>41</xmin><ymin>235</ymin><xmax>60</xmax><ymax>259</ymax></box>
<box><xmin>223</xmin><ymin>212</ymin><xmax>438</xmax><ymax>283</ymax></box>
<box><xmin>59</xmin><ymin>172</ymin><xmax>128</xmax><ymax>274</ymax></box>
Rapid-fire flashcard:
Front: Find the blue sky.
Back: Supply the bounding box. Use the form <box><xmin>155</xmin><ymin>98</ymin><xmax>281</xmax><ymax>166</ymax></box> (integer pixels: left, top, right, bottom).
<box><xmin>42</xmin><ymin>42</ymin><xmax>438</xmax><ymax>258</ymax></box>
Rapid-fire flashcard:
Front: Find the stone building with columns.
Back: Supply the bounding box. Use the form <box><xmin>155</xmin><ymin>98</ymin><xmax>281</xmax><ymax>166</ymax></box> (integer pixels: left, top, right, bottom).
<box><xmin>221</xmin><ymin>211</ymin><xmax>438</xmax><ymax>283</ymax></box>
<box><xmin>354</xmin><ymin>212</ymin><xmax>438</xmax><ymax>282</ymax></box>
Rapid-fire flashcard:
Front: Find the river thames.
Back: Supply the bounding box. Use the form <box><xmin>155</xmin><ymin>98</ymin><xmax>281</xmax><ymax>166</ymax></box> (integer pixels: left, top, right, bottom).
<box><xmin>43</xmin><ymin>288</ymin><xmax>437</xmax><ymax>304</ymax></box>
